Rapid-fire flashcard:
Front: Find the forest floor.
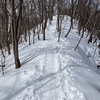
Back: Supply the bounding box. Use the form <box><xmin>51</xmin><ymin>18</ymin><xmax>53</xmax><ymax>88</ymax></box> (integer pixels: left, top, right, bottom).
<box><xmin>0</xmin><ymin>16</ymin><xmax>100</xmax><ymax>100</ymax></box>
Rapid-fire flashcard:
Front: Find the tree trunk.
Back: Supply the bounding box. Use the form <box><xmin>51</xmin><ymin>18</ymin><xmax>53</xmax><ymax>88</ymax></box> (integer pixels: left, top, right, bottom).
<box><xmin>10</xmin><ymin>0</ymin><xmax>23</xmax><ymax>69</ymax></box>
<box><xmin>13</xmin><ymin>39</ymin><xmax>21</xmax><ymax>69</ymax></box>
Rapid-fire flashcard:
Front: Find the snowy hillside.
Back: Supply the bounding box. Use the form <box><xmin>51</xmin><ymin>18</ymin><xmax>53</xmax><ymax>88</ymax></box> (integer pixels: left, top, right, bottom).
<box><xmin>0</xmin><ymin>16</ymin><xmax>100</xmax><ymax>100</ymax></box>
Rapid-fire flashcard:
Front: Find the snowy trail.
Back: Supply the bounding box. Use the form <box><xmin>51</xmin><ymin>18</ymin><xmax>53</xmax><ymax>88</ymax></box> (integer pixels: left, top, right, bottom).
<box><xmin>0</xmin><ymin>16</ymin><xmax>100</xmax><ymax>100</ymax></box>
<box><xmin>0</xmin><ymin>16</ymin><xmax>85</xmax><ymax>100</ymax></box>
<box><xmin>14</xmin><ymin>36</ymin><xmax>86</xmax><ymax>100</ymax></box>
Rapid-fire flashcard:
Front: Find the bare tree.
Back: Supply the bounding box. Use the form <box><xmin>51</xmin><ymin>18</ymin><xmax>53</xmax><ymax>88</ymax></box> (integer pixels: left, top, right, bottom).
<box><xmin>9</xmin><ymin>0</ymin><xmax>23</xmax><ymax>69</ymax></box>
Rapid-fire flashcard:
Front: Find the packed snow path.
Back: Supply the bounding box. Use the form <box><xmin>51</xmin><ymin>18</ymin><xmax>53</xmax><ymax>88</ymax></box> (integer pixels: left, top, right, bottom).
<box><xmin>0</xmin><ymin>16</ymin><xmax>100</xmax><ymax>100</ymax></box>
<box><xmin>15</xmin><ymin>38</ymin><xmax>86</xmax><ymax>100</ymax></box>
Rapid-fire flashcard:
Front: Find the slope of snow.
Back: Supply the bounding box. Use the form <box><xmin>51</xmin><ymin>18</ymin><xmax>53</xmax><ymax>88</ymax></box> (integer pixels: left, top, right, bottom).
<box><xmin>0</xmin><ymin>16</ymin><xmax>100</xmax><ymax>100</ymax></box>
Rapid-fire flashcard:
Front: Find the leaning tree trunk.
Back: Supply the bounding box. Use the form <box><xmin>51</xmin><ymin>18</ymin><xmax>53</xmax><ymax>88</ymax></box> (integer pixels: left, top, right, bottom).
<box><xmin>65</xmin><ymin>0</ymin><xmax>74</xmax><ymax>37</ymax></box>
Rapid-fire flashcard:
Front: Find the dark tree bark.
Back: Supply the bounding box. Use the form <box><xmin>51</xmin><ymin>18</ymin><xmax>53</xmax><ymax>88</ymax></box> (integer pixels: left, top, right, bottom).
<box><xmin>10</xmin><ymin>0</ymin><xmax>23</xmax><ymax>69</ymax></box>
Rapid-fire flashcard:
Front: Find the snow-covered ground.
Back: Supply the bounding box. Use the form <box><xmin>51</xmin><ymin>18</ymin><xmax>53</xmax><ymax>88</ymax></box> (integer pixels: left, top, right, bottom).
<box><xmin>0</xmin><ymin>16</ymin><xmax>100</xmax><ymax>100</ymax></box>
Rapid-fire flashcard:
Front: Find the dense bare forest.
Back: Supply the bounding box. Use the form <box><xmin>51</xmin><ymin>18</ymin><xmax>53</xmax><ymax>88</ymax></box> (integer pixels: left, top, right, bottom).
<box><xmin>0</xmin><ymin>0</ymin><xmax>100</xmax><ymax>69</ymax></box>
